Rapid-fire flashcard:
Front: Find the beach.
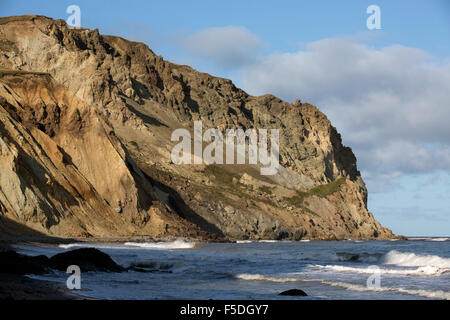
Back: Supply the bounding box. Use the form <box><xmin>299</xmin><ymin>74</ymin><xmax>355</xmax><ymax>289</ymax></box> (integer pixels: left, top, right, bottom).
<box><xmin>2</xmin><ymin>238</ymin><xmax>448</xmax><ymax>300</ymax></box>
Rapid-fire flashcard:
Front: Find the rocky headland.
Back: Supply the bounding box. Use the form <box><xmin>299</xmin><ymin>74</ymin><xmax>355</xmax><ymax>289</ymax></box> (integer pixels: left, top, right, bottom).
<box><xmin>0</xmin><ymin>15</ymin><xmax>395</xmax><ymax>241</ymax></box>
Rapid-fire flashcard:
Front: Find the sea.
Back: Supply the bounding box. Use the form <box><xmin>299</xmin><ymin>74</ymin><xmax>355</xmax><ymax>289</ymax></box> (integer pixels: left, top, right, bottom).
<box><xmin>14</xmin><ymin>238</ymin><xmax>450</xmax><ymax>300</ymax></box>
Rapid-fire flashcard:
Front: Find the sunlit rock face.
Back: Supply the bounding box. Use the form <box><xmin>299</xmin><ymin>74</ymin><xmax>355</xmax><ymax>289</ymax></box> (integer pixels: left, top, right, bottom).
<box><xmin>0</xmin><ymin>15</ymin><xmax>394</xmax><ymax>240</ymax></box>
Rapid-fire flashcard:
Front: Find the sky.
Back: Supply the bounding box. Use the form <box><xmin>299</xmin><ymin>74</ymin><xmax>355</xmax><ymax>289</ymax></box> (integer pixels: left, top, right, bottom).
<box><xmin>1</xmin><ymin>0</ymin><xmax>449</xmax><ymax>236</ymax></box>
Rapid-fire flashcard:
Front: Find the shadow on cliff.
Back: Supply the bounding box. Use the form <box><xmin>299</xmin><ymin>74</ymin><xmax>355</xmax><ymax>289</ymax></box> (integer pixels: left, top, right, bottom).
<box><xmin>0</xmin><ymin>120</ymin><xmax>84</xmax><ymax>229</ymax></box>
<box><xmin>125</xmin><ymin>102</ymin><xmax>168</xmax><ymax>128</ymax></box>
<box><xmin>328</xmin><ymin>127</ymin><xmax>359</xmax><ymax>182</ymax></box>
<box><xmin>139</xmin><ymin>165</ymin><xmax>225</xmax><ymax>238</ymax></box>
<box><xmin>0</xmin><ymin>216</ymin><xmax>71</xmax><ymax>244</ymax></box>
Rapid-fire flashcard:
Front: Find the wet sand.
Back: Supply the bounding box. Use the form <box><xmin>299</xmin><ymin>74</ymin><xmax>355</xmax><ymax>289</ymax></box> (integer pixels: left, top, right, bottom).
<box><xmin>0</xmin><ymin>274</ymin><xmax>81</xmax><ymax>300</ymax></box>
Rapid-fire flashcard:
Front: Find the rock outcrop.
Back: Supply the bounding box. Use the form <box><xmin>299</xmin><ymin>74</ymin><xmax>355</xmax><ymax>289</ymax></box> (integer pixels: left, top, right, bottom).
<box><xmin>49</xmin><ymin>248</ymin><xmax>124</xmax><ymax>272</ymax></box>
<box><xmin>0</xmin><ymin>248</ymin><xmax>125</xmax><ymax>274</ymax></box>
<box><xmin>0</xmin><ymin>15</ymin><xmax>394</xmax><ymax>240</ymax></box>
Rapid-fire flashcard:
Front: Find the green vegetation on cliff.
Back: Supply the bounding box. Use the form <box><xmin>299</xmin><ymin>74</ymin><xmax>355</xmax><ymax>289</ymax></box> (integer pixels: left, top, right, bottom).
<box><xmin>284</xmin><ymin>177</ymin><xmax>346</xmax><ymax>207</ymax></box>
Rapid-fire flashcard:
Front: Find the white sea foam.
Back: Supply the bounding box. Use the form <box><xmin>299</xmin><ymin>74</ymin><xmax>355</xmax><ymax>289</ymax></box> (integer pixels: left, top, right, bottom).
<box><xmin>321</xmin><ymin>281</ymin><xmax>450</xmax><ymax>300</ymax></box>
<box><xmin>383</xmin><ymin>250</ymin><xmax>450</xmax><ymax>269</ymax></box>
<box><xmin>59</xmin><ymin>243</ymin><xmax>83</xmax><ymax>249</ymax></box>
<box><xmin>58</xmin><ymin>243</ymin><xmax>119</xmax><ymax>249</ymax></box>
<box><xmin>408</xmin><ymin>237</ymin><xmax>449</xmax><ymax>241</ymax></box>
<box><xmin>236</xmin><ymin>240</ymin><xmax>253</xmax><ymax>244</ymax></box>
<box><xmin>235</xmin><ymin>272</ymin><xmax>450</xmax><ymax>299</ymax></box>
<box><xmin>235</xmin><ymin>273</ymin><xmax>304</xmax><ymax>283</ymax></box>
<box><xmin>58</xmin><ymin>240</ymin><xmax>197</xmax><ymax>250</ymax></box>
<box><xmin>124</xmin><ymin>240</ymin><xmax>196</xmax><ymax>249</ymax></box>
<box><xmin>311</xmin><ymin>264</ymin><xmax>449</xmax><ymax>276</ymax></box>
<box><xmin>310</xmin><ymin>250</ymin><xmax>450</xmax><ymax>276</ymax></box>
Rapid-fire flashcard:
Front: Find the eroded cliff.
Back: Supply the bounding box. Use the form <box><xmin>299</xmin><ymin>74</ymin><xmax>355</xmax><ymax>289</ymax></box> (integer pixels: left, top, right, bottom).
<box><xmin>0</xmin><ymin>15</ymin><xmax>394</xmax><ymax>240</ymax></box>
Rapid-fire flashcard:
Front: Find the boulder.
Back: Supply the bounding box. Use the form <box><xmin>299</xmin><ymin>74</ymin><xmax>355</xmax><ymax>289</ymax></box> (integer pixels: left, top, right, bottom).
<box><xmin>0</xmin><ymin>251</ymin><xmax>50</xmax><ymax>275</ymax></box>
<box><xmin>49</xmin><ymin>248</ymin><xmax>124</xmax><ymax>272</ymax></box>
<box><xmin>279</xmin><ymin>289</ymin><xmax>308</xmax><ymax>296</ymax></box>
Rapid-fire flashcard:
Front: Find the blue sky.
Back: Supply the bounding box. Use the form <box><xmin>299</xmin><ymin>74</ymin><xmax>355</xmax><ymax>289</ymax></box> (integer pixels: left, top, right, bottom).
<box><xmin>2</xmin><ymin>0</ymin><xmax>449</xmax><ymax>236</ymax></box>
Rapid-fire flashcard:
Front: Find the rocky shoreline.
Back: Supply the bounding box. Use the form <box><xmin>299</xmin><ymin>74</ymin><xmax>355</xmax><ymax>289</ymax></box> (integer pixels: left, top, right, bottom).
<box><xmin>0</xmin><ymin>243</ymin><xmax>75</xmax><ymax>300</ymax></box>
<box><xmin>0</xmin><ymin>235</ymin><xmax>410</xmax><ymax>300</ymax></box>
<box><xmin>0</xmin><ymin>242</ymin><xmax>120</xmax><ymax>300</ymax></box>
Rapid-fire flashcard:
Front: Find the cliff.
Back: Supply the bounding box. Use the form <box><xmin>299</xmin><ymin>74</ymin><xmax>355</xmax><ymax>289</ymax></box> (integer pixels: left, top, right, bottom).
<box><xmin>0</xmin><ymin>15</ymin><xmax>394</xmax><ymax>240</ymax></box>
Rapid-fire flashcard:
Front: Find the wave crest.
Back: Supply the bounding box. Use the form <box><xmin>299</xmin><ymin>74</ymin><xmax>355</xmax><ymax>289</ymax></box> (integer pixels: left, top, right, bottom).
<box><xmin>322</xmin><ymin>281</ymin><xmax>450</xmax><ymax>300</ymax></box>
<box><xmin>383</xmin><ymin>250</ymin><xmax>450</xmax><ymax>268</ymax></box>
<box><xmin>59</xmin><ymin>240</ymin><xmax>197</xmax><ymax>250</ymax></box>
<box><xmin>235</xmin><ymin>273</ymin><xmax>303</xmax><ymax>283</ymax></box>
<box><xmin>124</xmin><ymin>240</ymin><xmax>196</xmax><ymax>249</ymax></box>
<box><xmin>311</xmin><ymin>264</ymin><xmax>449</xmax><ymax>276</ymax></box>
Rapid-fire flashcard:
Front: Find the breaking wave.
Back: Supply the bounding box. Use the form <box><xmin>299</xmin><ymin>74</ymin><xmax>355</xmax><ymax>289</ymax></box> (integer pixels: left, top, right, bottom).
<box><xmin>235</xmin><ymin>272</ymin><xmax>450</xmax><ymax>299</ymax></box>
<box><xmin>235</xmin><ymin>273</ymin><xmax>304</xmax><ymax>283</ymax></box>
<box><xmin>321</xmin><ymin>281</ymin><xmax>450</xmax><ymax>300</ymax></box>
<box><xmin>310</xmin><ymin>250</ymin><xmax>450</xmax><ymax>276</ymax></box>
<box><xmin>58</xmin><ymin>243</ymin><xmax>125</xmax><ymax>250</ymax></box>
<box><xmin>325</xmin><ymin>250</ymin><xmax>450</xmax><ymax>269</ymax></box>
<box><xmin>383</xmin><ymin>250</ymin><xmax>450</xmax><ymax>268</ymax></box>
<box><xmin>59</xmin><ymin>240</ymin><xmax>197</xmax><ymax>250</ymax></box>
<box><xmin>124</xmin><ymin>240</ymin><xmax>197</xmax><ymax>249</ymax></box>
<box><xmin>408</xmin><ymin>237</ymin><xmax>449</xmax><ymax>241</ymax></box>
<box><xmin>310</xmin><ymin>264</ymin><xmax>449</xmax><ymax>276</ymax></box>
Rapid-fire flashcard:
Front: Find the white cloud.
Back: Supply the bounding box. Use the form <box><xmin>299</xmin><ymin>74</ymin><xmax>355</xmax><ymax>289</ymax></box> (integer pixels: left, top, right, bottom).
<box><xmin>240</xmin><ymin>38</ymin><xmax>450</xmax><ymax>177</ymax></box>
<box><xmin>181</xmin><ymin>26</ymin><xmax>262</xmax><ymax>69</ymax></box>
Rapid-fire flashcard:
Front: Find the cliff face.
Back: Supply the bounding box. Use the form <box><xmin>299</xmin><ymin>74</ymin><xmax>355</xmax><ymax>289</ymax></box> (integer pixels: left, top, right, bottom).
<box><xmin>0</xmin><ymin>15</ymin><xmax>394</xmax><ymax>240</ymax></box>
<box><xmin>0</xmin><ymin>72</ymin><xmax>212</xmax><ymax>239</ymax></box>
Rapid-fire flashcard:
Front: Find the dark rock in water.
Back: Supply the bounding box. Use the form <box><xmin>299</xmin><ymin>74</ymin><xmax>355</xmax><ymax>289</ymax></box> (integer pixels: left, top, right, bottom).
<box><xmin>0</xmin><ymin>251</ymin><xmax>50</xmax><ymax>275</ymax></box>
<box><xmin>1</xmin><ymin>248</ymin><xmax>125</xmax><ymax>275</ymax></box>
<box><xmin>49</xmin><ymin>248</ymin><xmax>124</xmax><ymax>272</ymax></box>
<box><xmin>279</xmin><ymin>289</ymin><xmax>308</xmax><ymax>296</ymax></box>
<box><xmin>336</xmin><ymin>252</ymin><xmax>359</xmax><ymax>262</ymax></box>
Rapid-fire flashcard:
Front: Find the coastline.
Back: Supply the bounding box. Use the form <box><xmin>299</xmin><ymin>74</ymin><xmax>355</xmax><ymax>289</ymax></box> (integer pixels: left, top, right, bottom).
<box><xmin>0</xmin><ymin>242</ymin><xmax>85</xmax><ymax>300</ymax></box>
<box><xmin>0</xmin><ymin>231</ymin><xmax>407</xmax><ymax>247</ymax></box>
<box><xmin>1</xmin><ymin>237</ymin><xmax>448</xmax><ymax>300</ymax></box>
<box><xmin>0</xmin><ymin>236</ymin><xmax>384</xmax><ymax>301</ymax></box>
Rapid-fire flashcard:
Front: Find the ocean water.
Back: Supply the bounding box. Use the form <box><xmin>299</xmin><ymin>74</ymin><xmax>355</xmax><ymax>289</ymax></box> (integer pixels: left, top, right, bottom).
<box><xmin>15</xmin><ymin>238</ymin><xmax>450</xmax><ymax>300</ymax></box>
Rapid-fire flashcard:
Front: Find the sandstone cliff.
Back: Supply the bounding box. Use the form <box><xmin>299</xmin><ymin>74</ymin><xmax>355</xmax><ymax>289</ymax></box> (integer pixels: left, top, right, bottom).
<box><xmin>0</xmin><ymin>15</ymin><xmax>394</xmax><ymax>240</ymax></box>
